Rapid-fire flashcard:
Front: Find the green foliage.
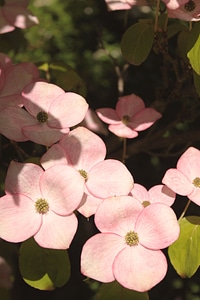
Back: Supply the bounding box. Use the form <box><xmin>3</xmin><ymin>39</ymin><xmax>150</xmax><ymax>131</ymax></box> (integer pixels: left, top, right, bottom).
<box><xmin>19</xmin><ymin>238</ymin><xmax>71</xmax><ymax>290</ymax></box>
<box><xmin>95</xmin><ymin>281</ymin><xmax>149</xmax><ymax>300</ymax></box>
<box><xmin>187</xmin><ymin>23</ymin><xmax>200</xmax><ymax>75</ymax></box>
<box><xmin>120</xmin><ymin>20</ymin><xmax>154</xmax><ymax>65</ymax></box>
<box><xmin>168</xmin><ymin>216</ymin><xmax>200</xmax><ymax>278</ymax></box>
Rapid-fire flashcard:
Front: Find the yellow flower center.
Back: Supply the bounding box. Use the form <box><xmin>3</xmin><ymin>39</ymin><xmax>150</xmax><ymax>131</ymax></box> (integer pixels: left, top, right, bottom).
<box><xmin>125</xmin><ymin>231</ymin><xmax>139</xmax><ymax>246</ymax></box>
<box><xmin>79</xmin><ymin>169</ymin><xmax>88</xmax><ymax>181</ymax></box>
<box><xmin>122</xmin><ymin>115</ymin><xmax>130</xmax><ymax>125</ymax></box>
<box><xmin>142</xmin><ymin>200</ymin><xmax>151</xmax><ymax>207</ymax></box>
<box><xmin>184</xmin><ymin>0</ymin><xmax>196</xmax><ymax>12</ymax></box>
<box><xmin>37</xmin><ymin>111</ymin><xmax>48</xmax><ymax>123</ymax></box>
<box><xmin>35</xmin><ymin>198</ymin><xmax>49</xmax><ymax>214</ymax></box>
<box><xmin>192</xmin><ymin>177</ymin><xmax>200</xmax><ymax>188</ymax></box>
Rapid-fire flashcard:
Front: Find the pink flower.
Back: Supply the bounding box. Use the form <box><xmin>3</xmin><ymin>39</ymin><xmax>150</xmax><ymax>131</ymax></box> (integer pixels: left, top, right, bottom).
<box><xmin>81</xmin><ymin>196</ymin><xmax>180</xmax><ymax>291</ymax></box>
<box><xmin>0</xmin><ymin>53</ymin><xmax>40</xmax><ymax>110</ymax></box>
<box><xmin>162</xmin><ymin>0</ymin><xmax>188</xmax><ymax>9</ymax></box>
<box><xmin>104</xmin><ymin>0</ymin><xmax>149</xmax><ymax>11</ymax></box>
<box><xmin>166</xmin><ymin>0</ymin><xmax>200</xmax><ymax>21</ymax></box>
<box><xmin>41</xmin><ymin>126</ymin><xmax>134</xmax><ymax>217</ymax></box>
<box><xmin>130</xmin><ymin>183</ymin><xmax>176</xmax><ymax>207</ymax></box>
<box><xmin>0</xmin><ymin>161</ymin><xmax>85</xmax><ymax>249</ymax></box>
<box><xmin>80</xmin><ymin>108</ymin><xmax>109</xmax><ymax>136</ymax></box>
<box><xmin>0</xmin><ymin>257</ymin><xmax>13</xmax><ymax>289</ymax></box>
<box><xmin>96</xmin><ymin>94</ymin><xmax>162</xmax><ymax>138</ymax></box>
<box><xmin>162</xmin><ymin>147</ymin><xmax>200</xmax><ymax>205</ymax></box>
<box><xmin>0</xmin><ymin>81</ymin><xmax>89</xmax><ymax>146</ymax></box>
<box><xmin>0</xmin><ymin>0</ymin><xmax>39</xmax><ymax>34</ymax></box>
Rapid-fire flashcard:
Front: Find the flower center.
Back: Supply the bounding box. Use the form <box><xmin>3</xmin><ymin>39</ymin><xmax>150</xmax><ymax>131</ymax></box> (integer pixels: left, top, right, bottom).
<box><xmin>184</xmin><ymin>0</ymin><xmax>196</xmax><ymax>12</ymax></box>
<box><xmin>35</xmin><ymin>198</ymin><xmax>49</xmax><ymax>214</ymax></box>
<box><xmin>192</xmin><ymin>177</ymin><xmax>200</xmax><ymax>188</ymax></box>
<box><xmin>0</xmin><ymin>0</ymin><xmax>5</xmax><ymax>6</ymax></box>
<box><xmin>122</xmin><ymin>115</ymin><xmax>130</xmax><ymax>125</ymax></box>
<box><xmin>79</xmin><ymin>169</ymin><xmax>88</xmax><ymax>181</ymax></box>
<box><xmin>125</xmin><ymin>230</ymin><xmax>139</xmax><ymax>246</ymax></box>
<box><xmin>142</xmin><ymin>200</ymin><xmax>151</xmax><ymax>207</ymax></box>
<box><xmin>37</xmin><ymin>111</ymin><xmax>48</xmax><ymax>123</ymax></box>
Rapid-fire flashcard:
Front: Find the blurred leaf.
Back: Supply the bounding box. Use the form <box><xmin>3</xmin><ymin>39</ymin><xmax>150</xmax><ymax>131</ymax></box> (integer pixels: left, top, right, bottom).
<box><xmin>19</xmin><ymin>238</ymin><xmax>71</xmax><ymax>290</ymax></box>
<box><xmin>177</xmin><ymin>29</ymin><xmax>190</xmax><ymax>62</ymax></box>
<box><xmin>95</xmin><ymin>281</ymin><xmax>149</xmax><ymax>300</ymax></box>
<box><xmin>0</xmin><ymin>288</ymin><xmax>11</xmax><ymax>300</ymax></box>
<box><xmin>167</xmin><ymin>23</ymin><xmax>187</xmax><ymax>39</ymax></box>
<box><xmin>121</xmin><ymin>21</ymin><xmax>154</xmax><ymax>65</ymax></box>
<box><xmin>193</xmin><ymin>71</ymin><xmax>200</xmax><ymax>97</ymax></box>
<box><xmin>187</xmin><ymin>22</ymin><xmax>200</xmax><ymax>75</ymax></box>
<box><xmin>168</xmin><ymin>216</ymin><xmax>200</xmax><ymax>278</ymax></box>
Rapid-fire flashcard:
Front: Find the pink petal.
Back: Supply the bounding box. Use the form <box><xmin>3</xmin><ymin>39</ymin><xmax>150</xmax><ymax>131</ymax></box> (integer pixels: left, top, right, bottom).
<box><xmin>0</xmin><ymin>10</ymin><xmax>14</xmax><ymax>34</ymax></box>
<box><xmin>0</xmin><ymin>53</ymin><xmax>12</xmax><ymax>68</ymax></box>
<box><xmin>168</xmin><ymin>6</ymin><xmax>200</xmax><ymax>21</ymax></box>
<box><xmin>162</xmin><ymin>0</ymin><xmax>188</xmax><ymax>9</ymax></box>
<box><xmin>48</xmin><ymin>92</ymin><xmax>88</xmax><ymax>128</ymax></box>
<box><xmin>77</xmin><ymin>192</ymin><xmax>103</xmax><ymax>218</ymax></box>
<box><xmin>95</xmin><ymin>196</ymin><xmax>143</xmax><ymax>235</ymax></box>
<box><xmin>3</xmin><ymin>6</ymin><xmax>39</xmax><ymax>29</ymax></box>
<box><xmin>80</xmin><ymin>108</ymin><xmax>109</xmax><ymax>136</ymax></box>
<box><xmin>130</xmin><ymin>183</ymin><xmax>149</xmax><ymax>203</ymax></box>
<box><xmin>23</xmin><ymin>123</ymin><xmax>69</xmax><ymax>146</ymax></box>
<box><xmin>41</xmin><ymin>165</ymin><xmax>85</xmax><ymax>215</ymax></box>
<box><xmin>113</xmin><ymin>245</ymin><xmax>167</xmax><ymax>291</ymax></box>
<box><xmin>177</xmin><ymin>147</ymin><xmax>200</xmax><ymax>182</ymax></box>
<box><xmin>96</xmin><ymin>108</ymin><xmax>121</xmax><ymax>124</ymax></box>
<box><xmin>108</xmin><ymin>123</ymin><xmax>138</xmax><ymax>138</ymax></box>
<box><xmin>187</xmin><ymin>188</ymin><xmax>200</xmax><ymax>206</ymax></box>
<box><xmin>148</xmin><ymin>185</ymin><xmax>175</xmax><ymax>206</ymax></box>
<box><xmin>0</xmin><ymin>194</ymin><xmax>41</xmax><ymax>242</ymax></box>
<box><xmin>116</xmin><ymin>94</ymin><xmax>145</xmax><ymax>118</ymax></box>
<box><xmin>130</xmin><ymin>108</ymin><xmax>162</xmax><ymax>131</ymax></box>
<box><xmin>40</xmin><ymin>144</ymin><xmax>68</xmax><ymax>170</ymax></box>
<box><xmin>135</xmin><ymin>203</ymin><xmax>180</xmax><ymax>249</ymax></box>
<box><xmin>105</xmin><ymin>0</ymin><xmax>133</xmax><ymax>10</ymax></box>
<box><xmin>81</xmin><ymin>233</ymin><xmax>124</xmax><ymax>282</ymax></box>
<box><xmin>59</xmin><ymin>126</ymin><xmax>106</xmax><ymax>170</ymax></box>
<box><xmin>22</xmin><ymin>82</ymin><xmax>65</xmax><ymax>116</ymax></box>
<box><xmin>162</xmin><ymin>168</ymin><xmax>194</xmax><ymax>196</ymax></box>
<box><xmin>34</xmin><ymin>212</ymin><xmax>78</xmax><ymax>249</ymax></box>
<box><xmin>0</xmin><ymin>107</ymin><xmax>33</xmax><ymax>141</ymax></box>
<box><xmin>0</xmin><ymin>95</ymin><xmax>24</xmax><ymax>110</ymax></box>
<box><xmin>5</xmin><ymin>161</ymin><xmax>43</xmax><ymax>199</ymax></box>
<box><xmin>86</xmin><ymin>159</ymin><xmax>134</xmax><ymax>198</ymax></box>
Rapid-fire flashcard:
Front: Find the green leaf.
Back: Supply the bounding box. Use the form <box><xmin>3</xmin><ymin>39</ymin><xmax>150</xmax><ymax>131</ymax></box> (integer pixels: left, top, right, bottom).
<box><xmin>168</xmin><ymin>216</ymin><xmax>200</xmax><ymax>278</ymax></box>
<box><xmin>121</xmin><ymin>21</ymin><xmax>154</xmax><ymax>65</ymax></box>
<box><xmin>177</xmin><ymin>29</ymin><xmax>190</xmax><ymax>63</ymax></box>
<box><xmin>193</xmin><ymin>71</ymin><xmax>200</xmax><ymax>97</ymax></box>
<box><xmin>19</xmin><ymin>238</ymin><xmax>71</xmax><ymax>290</ymax></box>
<box><xmin>187</xmin><ymin>22</ymin><xmax>200</xmax><ymax>75</ymax></box>
<box><xmin>95</xmin><ymin>281</ymin><xmax>149</xmax><ymax>300</ymax></box>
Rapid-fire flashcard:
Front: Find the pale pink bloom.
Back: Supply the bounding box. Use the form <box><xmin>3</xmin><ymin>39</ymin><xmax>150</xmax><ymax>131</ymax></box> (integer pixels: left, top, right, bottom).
<box><xmin>162</xmin><ymin>0</ymin><xmax>188</xmax><ymax>9</ymax></box>
<box><xmin>162</xmin><ymin>147</ymin><xmax>200</xmax><ymax>205</ymax></box>
<box><xmin>81</xmin><ymin>196</ymin><xmax>180</xmax><ymax>291</ymax></box>
<box><xmin>130</xmin><ymin>183</ymin><xmax>176</xmax><ymax>207</ymax></box>
<box><xmin>166</xmin><ymin>0</ymin><xmax>200</xmax><ymax>21</ymax></box>
<box><xmin>80</xmin><ymin>108</ymin><xmax>109</xmax><ymax>136</ymax></box>
<box><xmin>0</xmin><ymin>257</ymin><xmax>13</xmax><ymax>289</ymax></box>
<box><xmin>0</xmin><ymin>81</ymin><xmax>89</xmax><ymax>146</ymax></box>
<box><xmin>0</xmin><ymin>53</ymin><xmax>40</xmax><ymax>110</ymax></box>
<box><xmin>41</xmin><ymin>126</ymin><xmax>134</xmax><ymax>217</ymax></box>
<box><xmin>0</xmin><ymin>0</ymin><xmax>39</xmax><ymax>34</ymax></box>
<box><xmin>105</xmin><ymin>0</ymin><xmax>149</xmax><ymax>11</ymax></box>
<box><xmin>0</xmin><ymin>161</ymin><xmax>85</xmax><ymax>249</ymax></box>
<box><xmin>96</xmin><ymin>94</ymin><xmax>162</xmax><ymax>138</ymax></box>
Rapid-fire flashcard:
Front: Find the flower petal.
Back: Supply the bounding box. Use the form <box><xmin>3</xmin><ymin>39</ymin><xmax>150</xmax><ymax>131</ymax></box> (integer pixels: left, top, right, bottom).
<box><xmin>77</xmin><ymin>191</ymin><xmax>103</xmax><ymax>218</ymax></box>
<box><xmin>116</xmin><ymin>94</ymin><xmax>145</xmax><ymax>118</ymax></box>
<box><xmin>34</xmin><ymin>212</ymin><xmax>78</xmax><ymax>249</ymax></box>
<box><xmin>96</xmin><ymin>108</ymin><xmax>121</xmax><ymax>124</ymax></box>
<box><xmin>130</xmin><ymin>108</ymin><xmax>162</xmax><ymax>131</ymax></box>
<box><xmin>177</xmin><ymin>147</ymin><xmax>200</xmax><ymax>182</ymax></box>
<box><xmin>135</xmin><ymin>203</ymin><xmax>180</xmax><ymax>249</ymax></box>
<box><xmin>113</xmin><ymin>245</ymin><xmax>167</xmax><ymax>292</ymax></box>
<box><xmin>0</xmin><ymin>194</ymin><xmax>41</xmax><ymax>242</ymax></box>
<box><xmin>148</xmin><ymin>184</ymin><xmax>175</xmax><ymax>206</ymax></box>
<box><xmin>81</xmin><ymin>233</ymin><xmax>124</xmax><ymax>282</ymax></box>
<box><xmin>40</xmin><ymin>144</ymin><xmax>68</xmax><ymax>170</ymax></box>
<box><xmin>109</xmin><ymin>123</ymin><xmax>138</xmax><ymax>138</ymax></box>
<box><xmin>162</xmin><ymin>168</ymin><xmax>194</xmax><ymax>196</ymax></box>
<box><xmin>87</xmin><ymin>159</ymin><xmax>134</xmax><ymax>198</ymax></box>
<box><xmin>95</xmin><ymin>196</ymin><xmax>143</xmax><ymax>235</ymax></box>
<box><xmin>130</xmin><ymin>183</ymin><xmax>149</xmax><ymax>203</ymax></box>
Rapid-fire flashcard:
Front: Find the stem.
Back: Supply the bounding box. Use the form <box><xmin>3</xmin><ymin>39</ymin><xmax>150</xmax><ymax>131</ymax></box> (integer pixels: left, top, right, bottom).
<box><xmin>178</xmin><ymin>199</ymin><xmax>191</xmax><ymax>221</ymax></box>
<box><xmin>154</xmin><ymin>0</ymin><xmax>160</xmax><ymax>33</ymax></box>
<box><xmin>122</xmin><ymin>138</ymin><xmax>127</xmax><ymax>163</ymax></box>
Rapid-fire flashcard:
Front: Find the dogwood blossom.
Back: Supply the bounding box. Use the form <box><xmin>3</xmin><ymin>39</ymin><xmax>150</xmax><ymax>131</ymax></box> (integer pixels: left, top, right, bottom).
<box><xmin>162</xmin><ymin>0</ymin><xmax>188</xmax><ymax>9</ymax></box>
<box><xmin>81</xmin><ymin>196</ymin><xmax>180</xmax><ymax>291</ymax></box>
<box><xmin>104</xmin><ymin>0</ymin><xmax>149</xmax><ymax>11</ymax></box>
<box><xmin>162</xmin><ymin>147</ymin><xmax>200</xmax><ymax>205</ymax></box>
<box><xmin>166</xmin><ymin>0</ymin><xmax>200</xmax><ymax>21</ymax></box>
<box><xmin>41</xmin><ymin>126</ymin><xmax>134</xmax><ymax>217</ymax></box>
<box><xmin>0</xmin><ymin>81</ymin><xmax>88</xmax><ymax>146</ymax></box>
<box><xmin>130</xmin><ymin>183</ymin><xmax>176</xmax><ymax>207</ymax></box>
<box><xmin>0</xmin><ymin>0</ymin><xmax>39</xmax><ymax>34</ymax></box>
<box><xmin>96</xmin><ymin>94</ymin><xmax>162</xmax><ymax>138</ymax></box>
<box><xmin>0</xmin><ymin>53</ymin><xmax>40</xmax><ymax>110</ymax></box>
<box><xmin>0</xmin><ymin>161</ymin><xmax>85</xmax><ymax>249</ymax></box>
